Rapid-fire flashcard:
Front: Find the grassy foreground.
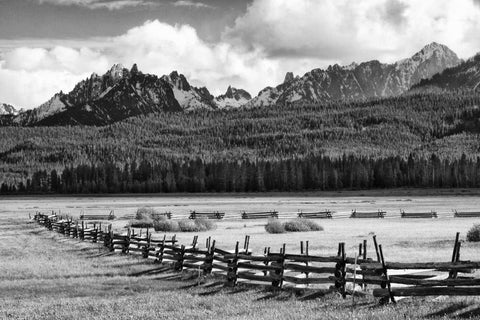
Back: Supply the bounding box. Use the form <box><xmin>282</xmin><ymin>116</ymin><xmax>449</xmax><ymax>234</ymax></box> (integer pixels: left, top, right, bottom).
<box><xmin>2</xmin><ymin>218</ymin><xmax>480</xmax><ymax>319</ymax></box>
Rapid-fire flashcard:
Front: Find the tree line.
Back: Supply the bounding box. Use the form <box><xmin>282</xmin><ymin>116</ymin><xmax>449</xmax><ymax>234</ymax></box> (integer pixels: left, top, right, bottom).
<box><xmin>2</xmin><ymin>153</ymin><xmax>479</xmax><ymax>194</ymax></box>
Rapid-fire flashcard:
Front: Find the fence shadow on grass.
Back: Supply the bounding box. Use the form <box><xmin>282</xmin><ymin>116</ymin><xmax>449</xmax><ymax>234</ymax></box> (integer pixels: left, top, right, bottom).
<box><xmin>425</xmin><ymin>303</ymin><xmax>469</xmax><ymax>318</ymax></box>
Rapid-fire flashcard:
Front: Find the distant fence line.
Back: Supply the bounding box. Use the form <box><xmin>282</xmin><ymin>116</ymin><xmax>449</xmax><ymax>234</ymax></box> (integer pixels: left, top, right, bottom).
<box><xmin>33</xmin><ymin>212</ymin><xmax>480</xmax><ymax>304</ymax></box>
<box><xmin>44</xmin><ymin>209</ymin><xmax>480</xmax><ymax>221</ymax></box>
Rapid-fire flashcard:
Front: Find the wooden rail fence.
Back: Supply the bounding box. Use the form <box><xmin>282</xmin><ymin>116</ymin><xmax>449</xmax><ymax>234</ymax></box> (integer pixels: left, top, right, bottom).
<box><xmin>32</xmin><ymin>212</ymin><xmax>480</xmax><ymax>304</ymax></box>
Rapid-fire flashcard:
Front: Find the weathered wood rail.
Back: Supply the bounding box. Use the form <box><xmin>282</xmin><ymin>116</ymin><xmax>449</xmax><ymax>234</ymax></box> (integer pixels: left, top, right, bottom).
<box><xmin>350</xmin><ymin>210</ymin><xmax>386</xmax><ymax>219</ymax></box>
<box><xmin>242</xmin><ymin>211</ymin><xmax>278</xmax><ymax>219</ymax></box>
<box><xmin>401</xmin><ymin>210</ymin><xmax>437</xmax><ymax>218</ymax></box>
<box><xmin>189</xmin><ymin>211</ymin><xmax>225</xmax><ymax>220</ymax></box>
<box><xmin>298</xmin><ymin>210</ymin><xmax>333</xmax><ymax>219</ymax></box>
<box><xmin>80</xmin><ymin>210</ymin><xmax>115</xmax><ymax>220</ymax></box>
<box><xmin>454</xmin><ymin>210</ymin><xmax>480</xmax><ymax>218</ymax></box>
<box><xmin>32</xmin><ymin>213</ymin><xmax>480</xmax><ymax>304</ymax></box>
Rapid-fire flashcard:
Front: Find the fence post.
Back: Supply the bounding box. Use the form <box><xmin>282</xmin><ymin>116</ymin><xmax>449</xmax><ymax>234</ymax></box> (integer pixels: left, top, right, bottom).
<box><xmin>79</xmin><ymin>221</ymin><xmax>85</xmax><ymax>241</ymax></box>
<box><xmin>227</xmin><ymin>242</ymin><xmax>239</xmax><ymax>287</ymax></box>
<box><xmin>122</xmin><ymin>228</ymin><xmax>131</xmax><ymax>254</ymax></box>
<box><xmin>373</xmin><ymin>235</ymin><xmax>381</xmax><ymax>262</ymax></box>
<box><xmin>108</xmin><ymin>230</ymin><xmax>114</xmax><ymax>252</ymax></box>
<box><xmin>174</xmin><ymin>245</ymin><xmax>185</xmax><ymax>272</ymax></box>
<box><xmin>205</xmin><ymin>240</ymin><xmax>216</xmax><ymax>274</ymax></box>
<box><xmin>272</xmin><ymin>244</ymin><xmax>286</xmax><ymax>288</ymax></box>
<box><xmin>155</xmin><ymin>235</ymin><xmax>166</xmax><ymax>263</ymax></box>
<box><xmin>341</xmin><ymin>243</ymin><xmax>347</xmax><ymax>298</ymax></box>
<box><xmin>143</xmin><ymin>233</ymin><xmax>152</xmax><ymax>259</ymax></box>
<box><xmin>449</xmin><ymin>232</ymin><xmax>460</xmax><ymax>279</ymax></box>
<box><xmin>379</xmin><ymin>244</ymin><xmax>395</xmax><ymax>304</ymax></box>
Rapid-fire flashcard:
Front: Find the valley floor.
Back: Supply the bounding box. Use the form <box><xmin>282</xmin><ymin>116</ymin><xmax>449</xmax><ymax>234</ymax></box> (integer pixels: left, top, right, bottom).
<box><xmin>2</xmin><ymin>217</ymin><xmax>480</xmax><ymax>319</ymax></box>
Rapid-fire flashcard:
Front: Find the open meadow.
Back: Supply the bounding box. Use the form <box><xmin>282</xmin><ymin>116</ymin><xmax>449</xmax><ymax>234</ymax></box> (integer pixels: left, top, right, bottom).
<box><xmin>3</xmin><ymin>192</ymin><xmax>480</xmax><ymax>319</ymax></box>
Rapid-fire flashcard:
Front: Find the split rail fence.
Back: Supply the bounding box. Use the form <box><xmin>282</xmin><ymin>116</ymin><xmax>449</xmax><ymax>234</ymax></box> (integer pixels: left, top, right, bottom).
<box><xmin>33</xmin><ymin>212</ymin><xmax>480</xmax><ymax>304</ymax></box>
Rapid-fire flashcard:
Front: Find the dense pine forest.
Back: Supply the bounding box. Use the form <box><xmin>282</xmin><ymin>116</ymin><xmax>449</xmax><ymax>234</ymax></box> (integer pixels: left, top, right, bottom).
<box><xmin>1</xmin><ymin>91</ymin><xmax>480</xmax><ymax>194</ymax></box>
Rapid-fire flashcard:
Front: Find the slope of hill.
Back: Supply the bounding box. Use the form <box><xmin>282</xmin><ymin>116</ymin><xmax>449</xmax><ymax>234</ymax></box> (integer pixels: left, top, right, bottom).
<box><xmin>247</xmin><ymin>42</ymin><xmax>461</xmax><ymax>107</ymax></box>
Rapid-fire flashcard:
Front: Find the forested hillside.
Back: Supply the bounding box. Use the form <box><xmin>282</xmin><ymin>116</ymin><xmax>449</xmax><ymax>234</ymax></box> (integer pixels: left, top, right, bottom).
<box><xmin>1</xmin><ymin>91</ymin><xmax>480</xmax><ymax>193</ymax></box>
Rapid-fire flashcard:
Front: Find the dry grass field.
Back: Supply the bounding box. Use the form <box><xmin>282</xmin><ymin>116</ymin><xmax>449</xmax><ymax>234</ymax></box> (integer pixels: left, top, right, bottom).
<box><xmin>2</xmin><ymin>192</ymin><xmax>480</xmax><ymax>319</ymax></box>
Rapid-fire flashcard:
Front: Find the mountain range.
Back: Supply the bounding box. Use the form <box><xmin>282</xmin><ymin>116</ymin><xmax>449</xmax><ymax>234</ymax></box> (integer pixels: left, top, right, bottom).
<box><xmin>1</xmin><ymin>42</ymin><xmax>478</xmax><ymax>126</ymax></box>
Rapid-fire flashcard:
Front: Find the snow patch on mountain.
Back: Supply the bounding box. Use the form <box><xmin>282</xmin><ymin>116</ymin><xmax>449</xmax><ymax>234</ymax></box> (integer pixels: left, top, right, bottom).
<box><xmin>214</xmin><ymin>86</ymin><xmax>252</xmax><ymax>109</ymax></box>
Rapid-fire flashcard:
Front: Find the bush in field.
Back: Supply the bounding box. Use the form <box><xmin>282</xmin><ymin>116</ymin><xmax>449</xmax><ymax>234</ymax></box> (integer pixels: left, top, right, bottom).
<box><xmin>154</xmin><ymin>219</ymin><xmax>180</xmax><ymax>232</ymax></box>
<box><xmin>299</xmin><ymin>219</ymin><xmax>323</xmax><ymax>231</ymax></box>
<box><xmin>194</xmin><ymin>218</ymin><xmax>216</xmax><ymax>232</ymax></box>
<box><xmin>135</xmin><ymin>207</ymin><xmax>157</xmax><ymax>221</ymax></box>
<box><xmin>129</xmin><ymin>220</ymin><xmax>154</xmax><ymax>228</ymax></box>
<box><xmin>178</xmin><ymin>219</ymin><xmax>198</xmax><ymax>232</ymax></box>
<box><xmin>177</xmin><ymin>219</ymin><xmax>217</xmax><ymax>232</ymax></box>
<box><xmin>265</xmin><ymin>219</ymin><xmax>286</xmax><ymax>234</ymax></box>
<box><xmin>283</xmin><ymin>219</ymin><xmax>312</xmax><ymax>232</ymax></box>
<box><xmin>467</xmin><ymin>224</ymin><xmax>480</xmax><ymax>242</ymax></box>
<box><xmin>266</xmin><ymin>219</ymin><xmax>323</xmax><ymax>234</ymax></box>
<box><xmin>154</xmin><ymin>218</ymin><xmax>216</xmax><ymax>232</ymax></box>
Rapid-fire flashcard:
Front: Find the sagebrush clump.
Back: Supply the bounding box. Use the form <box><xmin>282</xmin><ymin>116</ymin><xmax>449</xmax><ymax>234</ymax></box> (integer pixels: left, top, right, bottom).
<box><xmin>467</xmin><ymin>224</ymin><xmax>480</xmax><ymax>242</ymax></box>
<box><xmin>265</xmin><ymin>219</ymin><xmax>322</xmax><ymax>234</ymax></box>
<box><xmin>265</xmin><ymin>219</ymin><xmax>286</xmax><ymax>233</ymax></box>
<box><xmin>154</xmin><ymin>218</ymin><xmax>216</xmax><ymax>232</ymax></box>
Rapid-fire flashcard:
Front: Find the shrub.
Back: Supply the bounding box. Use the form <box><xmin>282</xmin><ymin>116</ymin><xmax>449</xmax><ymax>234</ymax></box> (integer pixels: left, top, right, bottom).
<box><xmin>265</xmin><ymin>219</ymin><xmax>323</xmax><ymax>234</ymax></box>
<box><xmin>194</xmin><ymin>218</ymin><xmax>217</xmax><ymax>232</ymax></box>
<box><xmin>283</xmin><ymin>219</ymin><xmax>312</xmax><ymax>232</ymax></box>
<box><xmin>265</xmin><ymin>219</ymin><xmax>286</xmax><ymax>234</ymax></box>
<box><xmin>467</xmin><ymin>224</ymin><xmax>480</xmax><ymax>242</ymax></box>
<box><xmin>154</xmin><ymin>220</ymin><xmax>180</xmax><ymax>232</ymax></box>
<box><xmin>135</xmin><ymin>207</ymin><xmax>157</xmax><ymax>221</ymax></box>
<box><xmin>153</xmin><ymin>218</ymin><xmax>216</xmax><ymax>233</ymax></box>
<box><xmin>300</xmin><ymin>219</ymin><xmax>323</xmax><ymax>231</ymax></box>
<box><xmin>129</xmin><ymin>220</ymin><xmax>154</xmax><ymax>228</ymax></box>
<box><xmin>178</xmin><ymin>219</ymin><xmax>199</xmax><ymax>232</ymax></box>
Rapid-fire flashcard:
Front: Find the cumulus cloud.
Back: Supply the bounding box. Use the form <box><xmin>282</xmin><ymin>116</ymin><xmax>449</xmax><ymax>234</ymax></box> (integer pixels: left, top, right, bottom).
<box><xmin>2</xmin><ymin>0</ymin><xmax>480</xmax><ymax>108</ymax></box>
<box><xmin>173</xmin><ymin>1</ymin><xmax>215</xmax><ymax>9</ymax></box>
<box><xmin>0</xmin><ymin>20</ymin><xmax>287</xmax><ymax>108</ymax></box>
<box><xmin>224</xmin><ymin>0</ymin><xmax>480</xmax><ymax>63</ymax></box>
<box><xmin>37</xmin><ymin>0</ymin><xmax>156</xmax><ymax>10</ymax></box>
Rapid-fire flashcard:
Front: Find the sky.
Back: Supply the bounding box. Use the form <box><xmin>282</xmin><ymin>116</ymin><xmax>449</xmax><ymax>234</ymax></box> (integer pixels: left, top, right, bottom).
<box><xmin>1</xmin><ymin>0</ymin><xmax>480</xmax><ymax>109</ymax></box>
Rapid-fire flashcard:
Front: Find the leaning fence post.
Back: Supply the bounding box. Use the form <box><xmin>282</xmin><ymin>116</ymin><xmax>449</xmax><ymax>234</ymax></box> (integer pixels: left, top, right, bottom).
<box><xmin>373</xmin><ymin>235</ymin><xmax>381</xmax><ymax>262</ymax></box>
<box><xmin>449</xmin><ymin>232</ymin><xmax>460</xmax><ymax>279</ymax></box>
<box><xmin>379</xmin><ymin>244</ymin><xmax>395</xmax><ymax>304</ymax></box>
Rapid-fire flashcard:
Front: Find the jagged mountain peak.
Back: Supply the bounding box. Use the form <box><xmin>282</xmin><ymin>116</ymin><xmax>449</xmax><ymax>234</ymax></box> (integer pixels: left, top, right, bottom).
<box><xmin>412</xmin><ymin>51</ymin><xmax>480</xmax><ymax>92</ymax></box>
<box><xmin>215</xmin><ymin>86</ymin><xmax>252</xmax><ymax>109</ymax></box>
<box><xmin>162</xmin><ymin>71</ymin><xmax>191</xmax><ymax>92</ymax></box>
<box><xmin>9</xmin><ymin>64</ymin><xmax>182</xmax><ymax>126</ymax></box>
<box><xmin>109</xmin><ymin>63</ymin><xmax>127</xmax><ymax>77</ymax></box>
<box><xmin>247</xmin><ymin>42</ymin><xmax>461</xmax><ymax>107</ymax></box>
<box><xmin>411</xmin><ymin>42</ymin><xmax>459</xmax><ymax>60</ymax></box>
<box><xmin>0</xmin><ymin>103</ymin><xmax>18</xmax><ymax>116</ymax></box>
<box><xmin>161</xmin><ymin>71</ymin><xmax>216</xmax><ymax>110</ymax></box>
<box><xmin>284</xmin><ymin>72</ymin><xmax>295</xmax><ymax>84</ymax></box>
<box><xmin>130</xmin><ymin>63</ymin><xmax>140</xmax><ymax>74</ymax></box>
